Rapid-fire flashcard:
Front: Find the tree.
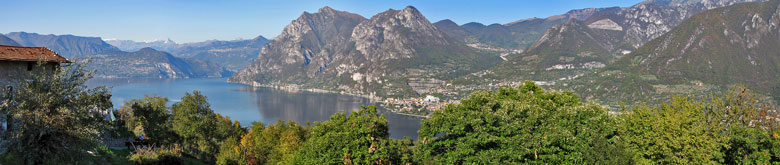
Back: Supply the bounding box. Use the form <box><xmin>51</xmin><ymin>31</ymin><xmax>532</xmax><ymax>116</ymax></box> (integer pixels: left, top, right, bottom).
<box><xmin>292</xmin><ymin>105</ymin><xmax>411</xmax><ymax>164</ymax></box>
<box><xmin>117</xmin><ymin>95</ymin><xmax>177</xmax><ymax>144</ymax></box>
<box><xmin>415</xmin><ymin>81</ymin><xmax>627</xmax><ymax>164</ymax></box>
<box><xmin>619</xmin><ymin>97</ymin><xmax>723</xmax><ymax>164</ymax></box>
<box><xmin>171</xmin><ymin>91</ymin><xmax>220</xmax><ymax>162</ymax></box>
<box><xmin>0</xmin><ymin>62</ymin><xmax>112</xmax><ymax>164</ymax></box>
<box><xmin>235</xmin><ymin>120</ymin><xmax>309</xmax><ymax>164</ymax></box>
<box><xmin>216</xmin><ymin>137</ymin><xmax>244</xmax><ymax>165</ymax></box>
<box><xmin>620</xmin><ymin>86</ymin><xmax>780</xmax><ymax>164</ymax></box>
<box><xmin>710</xmin><ymin>87</ymin><xmax>780</xmax><ymax>164</ymax></box>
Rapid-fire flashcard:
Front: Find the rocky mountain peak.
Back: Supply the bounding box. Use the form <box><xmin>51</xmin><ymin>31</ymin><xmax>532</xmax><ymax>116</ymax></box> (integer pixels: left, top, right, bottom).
<box><xmin>318</xmin><ymin>6</ymin><xmax>336</xmax><ymax>13</ymax></box>
<box><xmin>349</xmin><ymin>6</ymin><xmax>451</xmax><ymax>61</ymax></box>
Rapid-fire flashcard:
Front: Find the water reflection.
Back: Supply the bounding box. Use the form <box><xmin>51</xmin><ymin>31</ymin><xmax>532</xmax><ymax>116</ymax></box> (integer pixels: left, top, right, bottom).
<box><xmin>87</xmin><ymin>78</ymin><xmax>421</xmax><ymax>139</ymax></box>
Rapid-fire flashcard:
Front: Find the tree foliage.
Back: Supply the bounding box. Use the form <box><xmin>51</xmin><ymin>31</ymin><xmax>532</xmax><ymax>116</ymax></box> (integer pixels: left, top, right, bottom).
<box><xmin>1</xmin><ymin>62</ymin><xmax>112</xmax><ymax>164</ymax></box>
<box><xmin>222</xmin><ymin>120</ymin><xmax>310</xmax><ymax>164</ymax></box>
<box><xmin>619</xmin><ymin>86</ymin><xmax>780</xmax><ymax>164</ymax></box>
<box><xmin>415</xmin><ymin>81</ymin><xmax>627</xmax><ymax>164</ymax></box>
<box><xmin>171</xmin><ymin>91</ymin><xmax>241</xmax><ymax>162</ymax></box>
<box><xmin>117</xmin><ymin>95</ymin><xmax>177</xmax><ymax>144</ymax></box>
<box><xmin>292</xmin><ymin>105</ymin><xmax>412</xmax><ymax>164</ymax></box>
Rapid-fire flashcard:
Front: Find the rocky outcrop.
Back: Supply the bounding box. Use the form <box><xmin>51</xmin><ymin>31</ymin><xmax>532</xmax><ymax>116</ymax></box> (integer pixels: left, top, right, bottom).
<box><xmin>230</xmin><ymin>6</ymin><xmax>366</xmax><ymax>84</ymax></box>
<box><xmin>230</xmin><ymin>6</ymin><xmax>496</xmax><ymax>96</ymax></box>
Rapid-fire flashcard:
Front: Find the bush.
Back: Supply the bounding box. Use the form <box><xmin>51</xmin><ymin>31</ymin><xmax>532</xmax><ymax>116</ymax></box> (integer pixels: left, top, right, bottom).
<box><xmin>129</xmin><ymin>146</ymin><xmax>184</xmax><ymax>164</ymax></box>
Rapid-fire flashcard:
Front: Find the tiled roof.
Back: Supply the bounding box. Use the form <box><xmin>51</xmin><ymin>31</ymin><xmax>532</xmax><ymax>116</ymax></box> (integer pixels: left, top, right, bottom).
<box><xmin>0</xmin><ymin>45</ymin><xmax>70</xmax><ymax>63</ymax></box>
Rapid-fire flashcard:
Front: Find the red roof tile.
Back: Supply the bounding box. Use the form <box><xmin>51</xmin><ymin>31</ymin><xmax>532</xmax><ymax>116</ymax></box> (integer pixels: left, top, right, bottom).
<box><xmin>0</xmin><ymin>45</ymin><xmax>70</xmax><ymax>63</ymax></box>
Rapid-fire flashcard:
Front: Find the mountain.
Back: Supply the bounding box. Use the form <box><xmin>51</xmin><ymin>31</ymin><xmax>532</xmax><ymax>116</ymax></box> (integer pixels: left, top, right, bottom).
<box><xmin>86</xmin><ymin>47</ymin><xmax>231</xmax><ymax>78</ymax></box>
<box><xmin>5</xmin><ymin>32</ymin><xmax>121</xmax><ymax>58</ymax></box>
<box><xmin>568</xmin><ymin>0</ymin><xmax>780</xmax><ymax>105</ymax></box>
<box><xmin>432</xmin><ymin>7</ymin><xmax>615</xmax><ymax>50</ymax></box>
<box><xmin>492</xmin><ymin>0</ymin><xmax>766</xmax><ymax>82</ymax></box>
<box><xmin>230</xmin><ymin>6</ymin><xmax>367</xmax><ymax>86</ymax></box>
<box><xmin>230</xmin><ymin>6</ymin><xmax>500</xmax><ymax>97</ymax></box>
<box><xmin>104</xmin><ymin>38</ymin><xmax>177</xmax><ymax>52</ymax></box>
<box><xmin>0</xmin><ymin>34</ymin><xmax>21</xmax><ymax>46</ymax></box>
<box><xmin>165</xmin><ymin>36</ymin><xmax>270</xmax><ymax>71</ymax></box>
<box><xmin>105</xmin><ymin>36</ymin><xmax>270</xmax><ymax>71</ymax></box>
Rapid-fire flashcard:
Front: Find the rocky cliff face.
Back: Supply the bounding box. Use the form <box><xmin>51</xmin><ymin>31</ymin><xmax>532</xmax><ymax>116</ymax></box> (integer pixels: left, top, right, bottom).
<box><xmin>230</xmin><ymin>6</ymin><xmax>498</xmax><ymax>96</ymax></box>
<box><xmin>230</xmin><ymin>6</ymin><xmax>366</xmax><ymax>84</ymax></box>
<box><xmin>349</xmin><ymin>6</ymin><xmax>452</xmax><ymax>61</ymax></box>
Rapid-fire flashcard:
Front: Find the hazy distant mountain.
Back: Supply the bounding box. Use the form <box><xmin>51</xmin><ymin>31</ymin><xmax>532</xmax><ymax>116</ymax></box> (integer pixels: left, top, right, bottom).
<box><xmin>433</xmin><ymin>7</ymin><xmax>615</xmax><ymax>50</ymax></box>
<box><xmin>86</xmin><ymin>47</ymin><xmax>231</xmax><ymax>78</ymax></box>
<box><xmin>5</xmin><ymin>32</ymin><xmax>121</xmax><ymax>58</ymax></box>
<box><xmin>166</xmin><ymin>36</ymin><xmax>270</xmax><ymax>71</ymax></box>
<box><xmin>230</xmin><ymin>6</ymin><xmax>500</xmax><ymax>96</ymax></box>
<box><xmin>491</xmin><ymin>0</ymin><xmax>766</xmax><ymax>82</ymax></box>
<box><xmin>105</xmin><ymin>36</ymin><xmax>270</xmax><ymax>71</ymax></box>
<box><xmin>0</xmin><ymin>34</ymin><xmax>21</xmax><ymax>46</ymax></box>
<box><xmin>104</xmin><ymin>38</ymin><xmax>178</xmax><ymax>52</ymax></box>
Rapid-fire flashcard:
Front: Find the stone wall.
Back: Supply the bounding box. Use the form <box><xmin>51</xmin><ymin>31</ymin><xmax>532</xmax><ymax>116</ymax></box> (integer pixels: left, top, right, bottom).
<box><xmin>0</xmin><ymin>61</ymin><xmax>59</xmax><ymax>88</ymax></box>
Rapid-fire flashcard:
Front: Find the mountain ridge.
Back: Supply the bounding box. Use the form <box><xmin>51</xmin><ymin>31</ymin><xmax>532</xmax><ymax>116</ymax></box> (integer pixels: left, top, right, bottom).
<box><xmin>230</xmin><ymin>6</ymin><xmax>500</xmax><ymax>97</ymax></box>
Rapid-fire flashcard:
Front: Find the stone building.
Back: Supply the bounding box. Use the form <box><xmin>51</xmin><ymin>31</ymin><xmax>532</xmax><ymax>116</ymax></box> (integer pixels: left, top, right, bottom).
<box><xmin>0</xmin><ymin>45</ymin><xmax>69</xmax><ymax>133</ymax></box>
<box><xmin>0</xmin><ymin>45</ymin><xmax>70</xmax><ymax>88</ymax></box>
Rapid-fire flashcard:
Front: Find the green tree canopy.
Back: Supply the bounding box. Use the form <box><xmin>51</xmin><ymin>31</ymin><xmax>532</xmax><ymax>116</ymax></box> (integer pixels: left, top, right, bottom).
<box><xmin>171</xmin><ymin>91</ymin><xmax>221</xmax><ymax>162</ymax></box>
<box><xmin>118</xmin><ymin>95</ymin><xmax>177</xmax><ymax>144</ymax></box>
<box><xmin>415</xmin><ymin>81</ymin><xmax>627</xmax><ymax>164</ymax></box>
<box><xmin>292</xmin><ymin>105</ymin><xmax>411</xmax><ymax>164</ymax></box>
<box><xmin>1</xmin><ymin>62</ymin><xmax>112</xmax><ymax>164</ymax></box>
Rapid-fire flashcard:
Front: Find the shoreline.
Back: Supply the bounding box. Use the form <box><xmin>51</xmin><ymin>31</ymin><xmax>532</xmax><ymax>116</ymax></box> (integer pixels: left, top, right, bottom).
<box><xmin>230</xmin><ymin>80</ymin><xmax>432</xmax><ymax>119</ymax></box>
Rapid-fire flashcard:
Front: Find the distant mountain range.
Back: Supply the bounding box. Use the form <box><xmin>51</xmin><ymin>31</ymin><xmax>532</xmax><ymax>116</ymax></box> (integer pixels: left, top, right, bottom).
<box><xmin>433</xmin><ymin>7</ymin><xmax>615</xmax><ymax>50</ymax></box>
<box><xmin>104</xmin><ymin>38</ymin><xmax>178</xmax><ymax>52</ymax></box>
<box><xmin>1</xmin><ymin>32</ymin><xmax>233</xmax><ymax>79</ymax></box>
<box><xmin>104</xmin><ymin>36</ymin><xmax>270</xmax><ymax>71</ymax></box>
<box><xmin>85</xmin><ymin>47</ymin><xmax>231</xmax><ymax>78</ymax></box>
<box><xmin>229</xmin><ymin>6</ymin><xmax>501</xmax><ymax>97</ymax></box>
<box><xmin>5</xmin><ymin>32</ymin><xmax>121</xmax><ymax>58</ymax></box>
<box><xmin>0</xmin><ymin>34</ymin><xmax>21</xmax><ymax>46</ymax></box>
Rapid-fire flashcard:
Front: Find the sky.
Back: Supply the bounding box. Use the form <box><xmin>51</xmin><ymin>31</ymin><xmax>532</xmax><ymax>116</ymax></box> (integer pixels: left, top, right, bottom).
<box><xmin>0</xmin><ymin>0</ymin><xmax>644</xmax><ymax>43</ymax></box>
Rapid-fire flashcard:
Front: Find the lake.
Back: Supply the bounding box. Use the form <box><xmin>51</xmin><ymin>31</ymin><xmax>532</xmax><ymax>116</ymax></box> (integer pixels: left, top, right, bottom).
<box><xmin>87</xmin><ymin>78</ymin><xmax>422</xmax><ymax>139</ymax></box>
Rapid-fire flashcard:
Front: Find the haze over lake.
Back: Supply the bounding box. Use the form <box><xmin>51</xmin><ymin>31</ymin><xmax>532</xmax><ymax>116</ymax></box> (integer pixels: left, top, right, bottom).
<box><xmin>87</xmin><ymin>78</ymin><xmax>422</xmax><ymax>139</ymax></box>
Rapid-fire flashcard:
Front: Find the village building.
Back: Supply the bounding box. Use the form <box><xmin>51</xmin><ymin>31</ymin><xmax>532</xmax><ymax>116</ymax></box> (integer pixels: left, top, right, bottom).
<box><xmin>0</xmin><ymin>45</ymin><xmax>69</xmax><ymax>134</ymax></box>
<box><xmin>0</xmin><ymin>45</ymin><xmax>70</xmax><ymax>88</ymax></box>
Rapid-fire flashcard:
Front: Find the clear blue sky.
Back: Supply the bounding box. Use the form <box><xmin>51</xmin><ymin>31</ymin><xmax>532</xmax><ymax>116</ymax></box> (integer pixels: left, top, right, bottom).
<box><xmin>1</xmin><ymin>0</ymin><xmax>643</xmax><ymax>43</ymax></box>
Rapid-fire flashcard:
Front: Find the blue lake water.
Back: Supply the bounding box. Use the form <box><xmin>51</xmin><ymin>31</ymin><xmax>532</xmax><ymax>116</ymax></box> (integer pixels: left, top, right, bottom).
<box><xmin>87</xmin><ymin>78</ymin><xmax>422</xmax><ymax>139</ymax></box>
